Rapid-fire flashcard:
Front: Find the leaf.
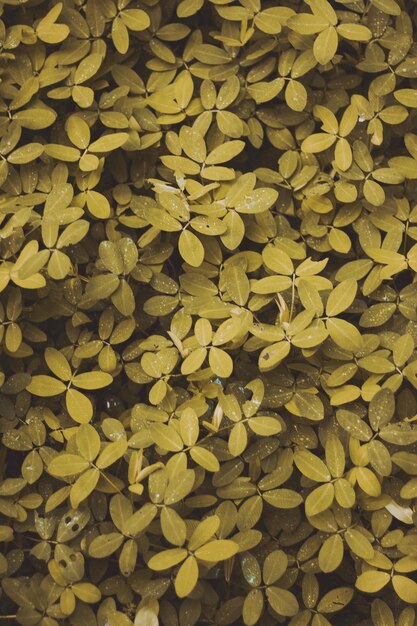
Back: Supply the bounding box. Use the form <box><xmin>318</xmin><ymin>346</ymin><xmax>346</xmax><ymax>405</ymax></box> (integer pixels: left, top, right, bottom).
<box><xmin>355</xmin><ymin>571</ymin><xmax>391</xmax><ymax>593</ymax></box>
<box><xmin>229</xmin><ymin>422</ymin><xmax>248</xmax><ymax>456</ymax></box>
<box><xmin>392</xmin><ymin>575</ymin><xmax>417</xmax><ymax>603</ymax></box>
<box><xmin>205</xmin><ymin>140</ymin><xmax>245</xmax><ymax>165</ymax></box>
<box><xmin>194</xmin><ymin>539</ymin><xmax>238</xmax><ymax>561</ymax></box>
<box><xmin>294</xmin><ymin>448</ymin><xmax>331</xmax><ymax>482</ymax></box>
<box><xmin>66</xmin><ymin>388</ymin><xmax>93</xmax><ymax>424</ymax></box>
<box><xmin>150</xmin><ymin>423</ymin><xmax>184</xmax><ymax>452</ymax></box>
<box><xmin>160</xmin><ymin>507</ymin><xmax>187</xmax><ymax>547</ymax></box>
<box><xmin>95</xmin><ymin>440</ymin><xmax>127</xmax><ymax>469</ymax></box>
<box><xmin>262</xmin><ymin>246</ymin><xmax>294</xmax><ymax>275</ymax></box>
<box><xmin>175</xmin><ymin>555</ymin><xmax>199</xmax><ymax>597</ymax></box>
<box><xmin>74</xmin><ymin>53</ymin><xmax>103</xmax><ymax>85</ymax></box>
<box><xmin>89</xmin><ymin>133</ymin><xmax>129</xmax><ymax>153</ymax></box>
<box><xmin>180</xmin><ymin>126</ymin><xmax>206</xmax><ymax>162</ymax></box>
<box><xmin>123</xmin><ymin>503</ymin><xmax>158</xmax><ymax>536</ymax></box>
<box><xmin>326</xmin><ymin>279</ymin><xmax>357</xmax><ymax>316</ymax></box>
<box><xmin>313</xmin><ymin>26</ymin><xmax>338</xmax><ymax>65</ymax></box>
<box><xmin>190</xmin><ymin>446</ymin><xmax>220</xmax><ymax>472</ymax></box>
<box><xmin>70</xmin><ymin>467</ymin><xmax>100</xmax><ymax>508</ymax></box>
<box><xmin>178</xmin><ymin>230</ymin><xmax>204</xmax><ymax>267</ymax></box>
<box><xmin>317</xmin><ymin>587</ymin><xmax>354</xmax><ymax>613</ymax></box>
<box><xmin>263</xmin><ymin>550</ymin><xmax>288</xmax><ymax>585</ymax></box>
<box><xmin>66</xmin><ymin>115</ymin><xmax>90</xmax><ymax>149</ymax></box>
<box><xmin>235</xmin><ymin>188</ymin><xmax>278</xmax><ymax>214</ymax></box>
<box><xmin>266</xmin><ymin>587</ymin><xmax>299</xmax><ymax>617</ymax></box>
<box><xmin>248</xmin><ymin>417</ymin><xmax>282</xmax><ymax>436</ymax></box>
<box><xmin>120</xmin><ymin>8</ymin><xmax>150</xmax><ymax>31</ymax></box>
<box><xmin>14</xmin><ymin>108</ymin><xmax>57</xmax><ymax>130</ymax></box>
<box><xmin>8</xmin><ymin>143</ymin><xmax>44</xmax><ymax>164</ymax></box>
<box><xmin>89</xmin><ymin>533</ymin><xmax>124</xmax><ymax>558</ymax></box>
<box><xmin>209</xmin><ymin>347</ymin><xmax>233</xmax><ymax>378</ymax></box>
<box><xmin>337</xmin><ymin>23</ymin><xmax>372</xmax><ymax>41</ymax></box>
<box><xmin>27</xmin><ymin>375</ymin><xmax>66</xmax><ymax>397</ymax></box>
<box><xmin>72</xmin><ymin>582</ymin><xmax>101</xmax><ymax>603</ymax></box>
<box><xmin>285</xmin><ymin>80</ymin><xmax>307</xmax><ymax>111</ymax></box>
<box><xmin>305</xmin><ymin>483</ymin><xmax>334</xmax><ymax>516</ymax></box>
<box><xmin>181</xmin><ymin>346</ymin><xmax>208</xmax><ymax>375</ymax></box>
<box><xmin>76</xmin><ymin>423</ymin><xmax>101</xmax><ymax>461</ymax></box>
<box><xmin>319</xmin><ymin>534</ymin><xmax>344</xmax><ymax>573</ymax></box>
<box><xmin>334</xmin><ymin>137</ymin><xmax>353</xmax><ymax>171</ymax></box>
<box><xmin>72</xmin><ymin>371</ymin><xmax>113</xmax><ymax>390</ymax></box>
<box><xmin>258</xmin><ymin>341</ymin><xmax>291</xmax><ymax>371</ymax></box>
<box><xmin>345</xmin><ymin>528</ymin><xmax>374</xmax><ymax>559</ymax></box>
<box><xmin>45</xmin><ymin>348</ymin><xmax>72</xmax><ymax>381</ymax></box>
<box><xmin>48</xmin><ymin>454</ymin><xmax>90</xmax><ymax>477</ymax></box>
<box><xmin>263</xmin><ymin>489</ymin><xmax>303</xmax><ymax>508</ymax></box>
<box><xmin>301</xmin><ymin>133</ymin><xmax>337</xmax><ymax>153</ymax></box>
<box><xmin>224</xmin><ymin>265</ymin><xmax>250</xmax><ymax>305</ymax></box>
<box><xmin>148</xmin><ymin>548</ymin><xmax>188</xmax><ymax>570</ymax></box>
<box><xmin>326</xmin><ymin>317</ymin><xmax>363</xmax><ymax>352</ymax></box>
<box><xmin>164</xmin><ymin>469</ymin><xmax>195</xmax><ymax>505</ymax></box>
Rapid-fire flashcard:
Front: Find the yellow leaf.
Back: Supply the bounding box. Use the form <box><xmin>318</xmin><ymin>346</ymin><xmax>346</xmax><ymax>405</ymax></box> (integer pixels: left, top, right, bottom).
<box><xmin>334</xmin><ymin>137</ymin><xmax>352</xmax><ymax>171</ymax></box>
<box><xmin>120</xmin><ymin>8</ymin><xmax>150</xmax><ymax>31</ymax></box>
<box><xmin>326</xmin><ymin>318</ymin><xmax>362</xmax><ymax>352</ymax></box>
<box><xmin>319</xmin><ymin>534</ymin><xmax>344</xmax><ymax>573</ymax></box>
<box><xmin>66</xmin><ymin>388</ymin><xmax>93</xmax><ymax>424</ymax></box>
<box><xmin>190</xmin><ymin>446</ymin><xmax>220</xmax><ymax>472</ymax></box>
<box><xmin>326</xmin><ymin>279</ymin><xmax>357</xmax><ymax>316</ymax></box>
<box><xmin>86</xmin><ymin>191</ymin><xmax>111</xmax><ymax>219</ymax></box>
<box><xmin>45</xmin><ymin>348</ymin><xmax>72</xmax><ymax>381</ymax></box>
<box><xmin>355</xmin><ymin>571</ymin><xmax>390</xmax><ymax>593</ymax></box>
<box><xmin>189</xmin><ymin>516</ymin><xmax>220</xmax><ymax>552</ymax></box>
<box><xmin>48</xmin><ymin>453</ymin><xmax>89</xmax><ymax>477</ymax></box>
<box><xmin>72</xmin><ymin>371</ymin><xmax>113</xmax><ymax>390</ymax></box>
<box><xmin>178</xmin><ymin>229</ymin><xmax>204</xmax><ymax>267</ymax></box>
<box><xmin>8</xmin><ymin>143</ymin><xmax>44</xmax><ymax>164</ymax></box>
<box><xmin>392</xmin><ymin>575</ymin><xmax>417</xmax><ymax>603</ymax></box>
<box><xmin>205</xmin><ymin>140</ymin><xmax>245</xmax><ymax>165</ymax></box>
<box><xmin>175</xmin><ymin>555</ymin><xmax>199</xmax><ymax>597</ymax></box>
<box><xmin>66</xmin><ymin>115</ymin><xmax>90</xmax><ymax>149</ymax></box>
<box><xmin>74</xmin><ymin>53</ymin><xmax>103</xmax><ymax>85</ymax></box>
<box><xmin>301</xmin><ymin>133</ymin><xmax>337</xmax><ymax>153</ymax></box>
<box><xmin>228</xmin><ymin>422</ymin><xmax>248</xmax><ymax>456</ymax></box>
<box><xmin>194</xmin><ymin>539</ymin><xmax>238</xmax><ymax>561</ymax></box>
<box><xmin>305</xmin><ymin>483</ymin><xmax>334</xmax><ymax>516</ymax></box>
<box><xmin>112</xmin><ymin>16</ymin><xmax>129</xmax><ymax>54</ymax></box>
<box><xmin>181</xmin><ymin>346</ymin><xmax>207</xmax><ymax>375</ymax></box>
<box><xmin>70</xmin><ymin>467</ymin><xmax>100</xmax><ymax>508</ymax></box>
<box><xmin>209</xmin><ymin>346</ymin><xmax>233</xmax><ymax>378</ymax></box>
<box><xmin>89</xmin><ymin>133</ymin><xmax>129</xmax><ymax>153</ymax></box>
<box><xmin>72</xmin><ymin>582</ymin><xmax>101</xmax><ymax>603</ymax></box>
<box><xmin>313</xmin><ymin>26</ymin><xmax>338</xmax><ymax>65</ymax></box>
<box><xmin>266</xmin><ymin>587</ymin><xmax>299</xmax><ymax>617</ymax></box>
<box><xmin>27</xmin><ymin>375</ymin><xmax>66</xmax><ymax>397</ymax></box>
<box><xmin>337</xmin><ymin>23</ymin><xmax>372</xmax><ymax>41</ymax></box>
<box><xmin>148</xmin><ymin>548</ymin><xmax>188</xmax><ymax>571</ymax></box>
<box><xmin>76</xmin><ymin>423</ymin><xmax>101</xmax><ymax>461</ymax></box>
<box><xmin>89</xmin><ymin>533</ymin><xmax>124</xmax><ymax>558</ymax></box>
<box><xmin>95</xmin><ymin>440</ymin><xmax>127</xmax><ymax>469</ymax></box>
<box><xmin>259</xmin><ymin>341</ymin><xmax>291</xmax><ymax>371</ymax></box>
<box><xmin>294</xmin><ymin>448</ymin><xmax>331</xmax><ymax>482</ymax></box>
<box><xmin>285</xmin><ymin>79</ymin><xmax>307</xmax><ymax>111</ymax></box>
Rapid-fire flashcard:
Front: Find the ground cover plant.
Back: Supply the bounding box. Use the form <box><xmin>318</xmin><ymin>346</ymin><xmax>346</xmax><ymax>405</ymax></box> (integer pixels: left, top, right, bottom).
<box><xmin>2</xmin><ymin>0</ymin><xmax>417</xmax><ymax>624</ymax></box>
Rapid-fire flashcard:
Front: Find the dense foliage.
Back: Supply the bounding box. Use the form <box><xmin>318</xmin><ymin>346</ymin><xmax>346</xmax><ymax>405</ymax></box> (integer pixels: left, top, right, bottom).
<box><xmin>3</xmin><ymin>0</ymin><xmax>417</xmax><ymax>624</ymax></box>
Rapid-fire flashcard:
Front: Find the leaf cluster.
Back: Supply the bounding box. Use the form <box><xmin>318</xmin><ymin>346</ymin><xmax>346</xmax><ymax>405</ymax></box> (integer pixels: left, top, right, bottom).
<box><xmin>1</xmin><ymin>0</ymin><xmax>417</xmax><ymax>625</ymax></box>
